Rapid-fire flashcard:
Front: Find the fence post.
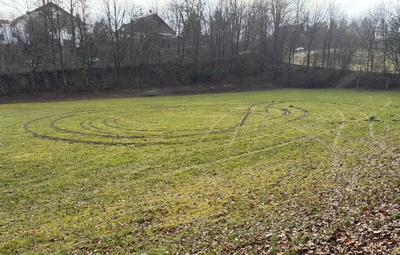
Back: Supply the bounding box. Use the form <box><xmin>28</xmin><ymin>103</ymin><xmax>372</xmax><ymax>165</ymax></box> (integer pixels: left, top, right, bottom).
<box><xmin>386</xmin><ymin>78</ymin><xmax>389</xmax><ymax>90</ymax></box>
<box><xmin>356</xmin><ymin>77</ymin><xmax>359</xmax><ymax>90</ymax></box>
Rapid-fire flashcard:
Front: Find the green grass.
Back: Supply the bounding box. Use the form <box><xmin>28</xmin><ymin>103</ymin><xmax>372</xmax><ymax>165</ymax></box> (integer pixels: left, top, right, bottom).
<box><xmin>1</xmin><ymin>89</ymin><xmax>400</xmax><ymax>254</ymax></box>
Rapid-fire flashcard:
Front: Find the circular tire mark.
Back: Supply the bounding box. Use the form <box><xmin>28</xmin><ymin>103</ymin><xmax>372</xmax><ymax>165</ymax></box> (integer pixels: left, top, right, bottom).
<box><xmin>23</xmin><ymin>102</ymin><xmax>309</xmax><ymax>145</ymax></box>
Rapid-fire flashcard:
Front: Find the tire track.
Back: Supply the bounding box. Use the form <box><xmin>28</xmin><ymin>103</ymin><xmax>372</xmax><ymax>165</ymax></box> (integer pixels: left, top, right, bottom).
<box><xmin>183</xmin><ymin>137</ymin><xmax>307</xmax><ymax>172</ymax></box>
<box><xmin>380</xmin><ymin>96</ymin><xmax>392</xmax><ymax>111</ymax></box>
<box><xmin>295</xmin><ymin>127</ymin><xmax>331</xmax><ymax>149</ymax></box>
<box><xmin>199</xmin><ymin>113</ymin><xmax>229</xmax><ymax>143</ymax></box>
<box><xmin>24</xmin><ymin>103</ymin><xmax>308</xmax><ymax>146</ymax></box>
<box><xmin>331</xmin><ymin>109</ymin><xmax>346</xmax><ymax>169</ymax></box>
<box><xmin>229</xmin><ymin>104</ymin><xmax>257</xmax><ymax>148</ymax></box>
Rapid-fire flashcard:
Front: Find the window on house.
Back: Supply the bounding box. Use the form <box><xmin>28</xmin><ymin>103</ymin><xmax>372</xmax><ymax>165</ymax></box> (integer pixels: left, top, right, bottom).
<box><xmin>0</xmin><ymin>34</ymin><xmax>5</xmax><ymax>41</ymax></box>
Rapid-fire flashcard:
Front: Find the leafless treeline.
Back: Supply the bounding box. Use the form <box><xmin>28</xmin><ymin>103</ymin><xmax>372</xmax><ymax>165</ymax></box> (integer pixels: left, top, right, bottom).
<box><xmin>1</xmin><ymin>0</ymin><xmax>400</xmax><ymax>93</ymax></box>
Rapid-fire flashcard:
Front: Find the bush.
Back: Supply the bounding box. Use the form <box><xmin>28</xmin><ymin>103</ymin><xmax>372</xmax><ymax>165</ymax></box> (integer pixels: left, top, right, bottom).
<box><xmin>189</xmin><ymin>69</ymin><xmax>225</xmax><ymax>82</ymax></box>
<box><xmin>233</xmin><ymin>60</ymin><xmax>248</xmax><ymax>82</ymax></box>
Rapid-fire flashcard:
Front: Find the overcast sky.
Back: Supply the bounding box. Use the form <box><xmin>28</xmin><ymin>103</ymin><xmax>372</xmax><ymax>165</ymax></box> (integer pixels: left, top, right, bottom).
<box><xmin>0</xmin><ymin>0</ymin><xmax>387</xmax><ymax>20</ymax></box>
<box><xmin>337</xmin><ymin>0</ymin><xmax>384</xmax><ymax>16</ymax></box>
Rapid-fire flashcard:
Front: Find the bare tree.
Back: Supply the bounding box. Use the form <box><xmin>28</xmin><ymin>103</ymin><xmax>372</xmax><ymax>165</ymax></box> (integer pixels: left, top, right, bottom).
<box><xmin>102</xmin><ymin>0</ymin><xmax>135</xmax><ymax>84</ymax></box>
<box><xmin>357</xmin><ymin>7</ymin><xmax>386</xmax><ymax>73</ymax></box>
<box><xmin>286</xmin><ymin>0</ymin><xmax>306</xmax><ymax>67</ymax></box>
<box><xmin>303</xmin><ymin>0</ymin><xmax>325</xmax><ymax>69</ymax></box>
<box><xmin>270</xmin><ymin>0</ymin><xmax>292</xmax><ymax>78</ymax></box>
<box><xmin>227</xmin><ymin>0</ymin><xmax>246</xmax><ymax>70</ymax></box>
<box><xmin>387</xmin><ymin>4</ymin><xmax>400</xmax><ymax>73</ymax></box>
<box><xmin>336</xmin><ymin>20</ymin><xmax>359</xmax><ymax>72</ymax></box>
<box><xmin>130</xmin><ymin>12</ymin><xmax>165</xmax><ymax>81</ymax></box>
<box><xmin>330</xmin><ymin>17</ymin><xmax>348</xmax><ymax>69</ymax></box>
<box><xmin>206</xmin><ymin>1</ymin><xmax>230</xmax><ymax>67</ymax></box>
<box><xmin>23</xmin><ymin>17</ymin><xmax>47</xmax><ymax>89</ymax></box>
<box><xmin>320</xmin><ymin>1</ymin><xmax>344</xmax><ymax>68</ymax></box>
<box><xmin>75</xmin><ymin>0</ymin><xmax>106</xmax><ymax>88</ymax></box>
<box><xmin>240</xmin><ymin>3</ymin><xmax>255</xmax><ymax>53</ymax></box>
<box><xmin>166</xmin><ymin>0</ymin><xmax>189</xmax><ymax>63</ymax></box>
<box><xmin>16</xmin><ymin>0</ymin><xmax>71</xmax><ymax>89</ymax></box>
<box><xmin>253</xmin><ymin>0</ymin><xmax>272</xmax><ymax>73</ymax></box>
<box><xmin>186</xmin><ymin>0</ymin><xmax>205</xmax><ymax>66</ymax></box>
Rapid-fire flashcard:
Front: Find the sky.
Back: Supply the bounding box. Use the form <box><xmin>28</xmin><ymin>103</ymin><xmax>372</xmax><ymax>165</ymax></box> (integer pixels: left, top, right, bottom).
<box><xmin>0</xmin><ymin>0</ymin><xmax>386</xmax><ymax>20</ymax></box>
<box><xmin>336</xmin><ymin>0</ymin><xmax>383</xmax><ymax>16</ymax></box>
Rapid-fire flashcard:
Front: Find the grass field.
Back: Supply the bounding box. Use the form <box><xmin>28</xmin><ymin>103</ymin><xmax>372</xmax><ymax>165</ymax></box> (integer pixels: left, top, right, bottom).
<box><xmin>1</xmin><ymin>89</ymin><xmax>400</xmax><ymax>254</ymax></box>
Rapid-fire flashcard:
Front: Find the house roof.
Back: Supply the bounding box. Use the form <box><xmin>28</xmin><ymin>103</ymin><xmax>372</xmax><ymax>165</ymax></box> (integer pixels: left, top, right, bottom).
<box><xmin>10</xmin><ymin>2</ymin><xmax>82</xmax><ymax>33</ymax></box>
<box><xmin>0</xmin><ymin>20</ymin><xmax>10</xmax><ymax>25</ymax></box>
<box><xmin>122</xmin><ymin>13</ymin><xmax>175</xmax><ymax>36</ymax></box>
<box><xmin>27</xmin><ymin>2</ymin><xmax>70</xmax><ymax>16</ymax></box>
<box><xmin>10</xmin><ymin>15</ymin><xmax>26</xmax><ymax>27</ymax></box>
<box><xmin>11</xmin><ymin>2</ymin><xmax>74</xmax><ymax>26</ymax></box>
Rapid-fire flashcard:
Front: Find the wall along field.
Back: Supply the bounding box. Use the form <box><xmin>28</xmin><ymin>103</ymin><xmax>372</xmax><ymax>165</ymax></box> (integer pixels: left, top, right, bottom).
<box><xmin>1</xmin><ymin>89</ymin><xmax>400</xmax><ymax>254</ymax></box>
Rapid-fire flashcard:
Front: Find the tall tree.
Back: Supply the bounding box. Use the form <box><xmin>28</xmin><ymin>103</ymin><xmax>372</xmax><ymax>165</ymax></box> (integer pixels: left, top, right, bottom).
<box><xmin>357</xmin><ymin>10</ymin><xmax>381</xmax><ymax>73</ymax></box>
<box><xmin>186</xmin><ymin>0</ymin><xmax>205</xmax><ymax>65</ymax></box>
<box><xmin>388</xmin><ymin>15</ymin><xmax>400</xmax><ymax>73</ymax></box>
<box><xmin>102</xmin><ymin>0</ymin><xmax>135</xmax><ymax>83</ymax></box>
<box><xmin>303</xmin><ymin>0</ymin><xmax>325</xmax><ymax>69</ymax></box>
<box><xmin>287</xmin><ymin>0</ymin><xmax>306</xmax><ymax>67</ymax></box>
<box><xmin>206</xmin><ymin>1</ymin><xmax>230</xmax><ymax>67</ymax></box>
<box><xmin>336</xmin><ymin>20</ymin><xmax>358</xmax><ymax>72</ymax></box>
<box><xmin>75</xmin><ymin>0</ymin><xmax>106</xmax><ymax>88</ymax></box>
<box><xmin>270</xmin><ymin>0</ymin><xmax>291</xmax><ymax>78</ymax></box>
<box><xmin>254</xmin><ymin>0</ymin><xmax>272</xmax><ymax>73</ymax></box>
<box><xmin>321</xmin><ymin>1</ymin><xmax>343</xmax><ymax>68</ymax></box>
<box><xmin>166</xmin><ymin>0</ymin><xmax>189</xmax><ymax>63</ymax></box>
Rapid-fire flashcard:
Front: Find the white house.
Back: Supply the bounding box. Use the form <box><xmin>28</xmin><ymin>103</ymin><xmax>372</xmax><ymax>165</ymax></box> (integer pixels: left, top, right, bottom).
<box><xmin>9</xmin><ymin>2</ymin><xmax>79</xmax><ymax>46</ymax></box>
<box><xmin>0</xmin><ymin>20</ymin><xmax>18</xmax><ymax>44</ymax></box>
